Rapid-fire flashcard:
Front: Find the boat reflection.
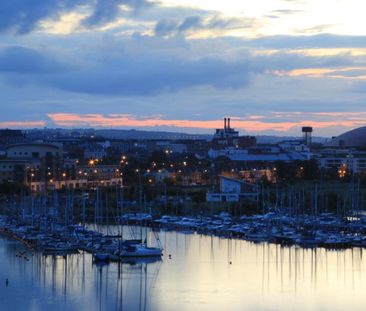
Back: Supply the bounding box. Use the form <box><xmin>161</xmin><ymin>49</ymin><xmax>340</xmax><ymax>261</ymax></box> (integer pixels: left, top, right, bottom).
<box><xmin>1</xmin><ymin>227</ymin><xmax>366</xmax><ymax>311</ymax></box>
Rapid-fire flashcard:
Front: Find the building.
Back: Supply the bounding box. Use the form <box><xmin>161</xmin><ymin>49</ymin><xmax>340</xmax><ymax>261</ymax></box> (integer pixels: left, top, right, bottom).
<box><xmin>155</xmin><ymin>141</ymin><xmax>188</xmax><ymax>154</ymax></box>
<box><xmin>207</xmin><ymin>176</ymin><xmax>258</xmax><ymax>202</ymax></box>
<box><xmin>239</xmin><ymin>169</ymin><xmax>277</xmax><ymax>184</ymax></box>
<box><xmin>212</xmin><ymin>118</ymin><xmax>256</xmax><ymax>149</ymax></box>
<box><xmin>0</xmin><ymin>159</ymin><xmax>29</xmax><ymax>184</ymax></box>
<box><xmin>0</xmin><ymin>129</ymin><xmax>26</xmax><ymax>146</ymax></box>
<box><xmin>325</xmin><ymin>126</ymin><xmax>366</xmax><ymax>148</ymax></box>
<box><xmin>29</xmin><ymin>179</ymin><xmax>89</xmax><ymax>192</ymax></box>
<box><xmin>6</xmin><ymin>143</ymin><xmax>63</xmax><ymax>188</ymax></box>
<box><xmin>209</xmin><ymin>127</ymin><xmax>312</xmax><ymax>162</ymax></box>
<box><xmin>76</xmin><ymin>164</ymin><xmax>122</xmax><ymax>185</ymax></box>
<box><xmin>6</xmin><ymin>143</ymin><xmax>62</xmax><ymax>159</ymax></box>
<box><xmin>208</xmin><ymin>145</ymin><xmax>311</xmax><ymax>162</ymax></box>
<box><xmin>317</xmin><ymin>149</ymin><xmax>366</xmax><ymax>174</ymax></box>
<box><xmin>83</xmin><ymin>144</ymin><xmax>107</xmax><ymax>159</ymax></box>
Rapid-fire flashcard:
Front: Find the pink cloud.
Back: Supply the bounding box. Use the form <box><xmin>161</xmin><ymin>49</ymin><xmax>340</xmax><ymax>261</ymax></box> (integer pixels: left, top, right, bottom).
<box><xmin>0</xmin><ymin>121</ymin><xmax>46</xmax><ymax>128</ymax></box>
<box><xmin>47</xmin><ymin>113</ymin><xmax>366</xmax><ymax>134</ymax></box>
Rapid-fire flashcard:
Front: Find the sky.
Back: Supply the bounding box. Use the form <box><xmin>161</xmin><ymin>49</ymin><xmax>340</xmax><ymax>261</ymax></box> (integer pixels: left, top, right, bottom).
<box><xmin>1</xmin><ymin>0</ymin><xmax>366</xmax><ymax>136</ymax></box>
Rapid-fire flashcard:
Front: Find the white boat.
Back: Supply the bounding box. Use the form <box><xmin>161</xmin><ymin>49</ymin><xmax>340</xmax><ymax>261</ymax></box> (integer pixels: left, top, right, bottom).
<box><xmin>119</xmin><ymin>244</ymin><xmax>163</xmax><ymax>258</ymax></box>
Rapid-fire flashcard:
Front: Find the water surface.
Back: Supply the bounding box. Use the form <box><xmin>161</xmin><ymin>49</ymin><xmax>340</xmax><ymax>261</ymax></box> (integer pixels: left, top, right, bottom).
<box><xmin>0</xmin><ymin>226</ymin><xmax>365</xmax><ymax>311</ymax></box>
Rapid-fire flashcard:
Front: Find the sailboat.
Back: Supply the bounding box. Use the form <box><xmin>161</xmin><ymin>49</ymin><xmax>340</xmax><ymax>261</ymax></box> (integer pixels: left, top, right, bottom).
<box><xmin>117</xmin><ymin>239</ymin><xmax>163</xmax><ymax>258</ymax></box>
<box><xmin>118</xmin><ymin>179</ymin><xmax>163</xmax><ymax>259</ymax></box>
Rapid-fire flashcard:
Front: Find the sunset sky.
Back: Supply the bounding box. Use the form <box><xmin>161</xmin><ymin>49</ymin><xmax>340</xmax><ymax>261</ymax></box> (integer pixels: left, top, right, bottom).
<box><xmin>1</xmin><ymin>0</ymin><xmax>366</xmax><ymax>136</ymax></box>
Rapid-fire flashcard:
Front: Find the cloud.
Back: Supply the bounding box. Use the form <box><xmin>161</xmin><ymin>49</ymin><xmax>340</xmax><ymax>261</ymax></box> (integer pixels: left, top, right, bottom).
<box><xmin>0</xmin><ymin>46</ymin><xmax>71</xmax><ymax>74</ymax></box>
<box><xmin>82</xmin><ymin>0</ymin><xmax>152</xmax><ymax>27</ymax></box>
<box><xmin>294</xmin><ymin>24</ymin><xmax>335</xmax><ymax>35</ymax></box>
<box><xmin>271</xmin><ymin>9</ymin><xmax>303</xmax><ymax>15</ymax></box>
<box><xmin>155</xmin><ymin>19</ymin><xmax>180</xmax><ymax>37</ymax></box>
<box><xmin>46</xmin><ymin>56</ymin><xmax>254</xmax><ymax>95</ymax></box>
<box><xmin>47</xmin><ymin>112</ymin><xmax>366</xmax><ymax>134</ymax></box>
<box><xmin>0</xmin><ymin>37</ymin><xmax>262</xmax><ymax>95</ymax></box>
<box><xmin>274</xmin><ymin>66</ymin><xmax>366</xmax><ymax>80</ymax></box>
<box><xmin>0</xmin><ymin>0</ymin><xmax>83</xmax><ymax>34</ymax></box>
<box><xmin>244</xmin><ymin>34</ymin><xmax>366</xmax><ymax>49</ymax></box>
<box><xmin>0</xmin><ymin>120</ymin><xmax>46</xmax><ymax>128</ymax></box>
<box><xmin>0</xmin><ymin>0</ymin><xmax>152</xmax><ymax>34</ymax></box>
<box><xmin>154</xmin><ymin>14</ymin><xmax>255</xmax><ymax>37</ymax></box>
<box><xmin>0</xmin><ymin>35</ymin><xmax>359</xmax><ymax>97</ymax></box>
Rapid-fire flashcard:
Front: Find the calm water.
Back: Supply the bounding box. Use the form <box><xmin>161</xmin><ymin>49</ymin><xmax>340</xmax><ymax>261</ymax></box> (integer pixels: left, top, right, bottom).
<box><xmin>0</xmin><ymin>226</ymin><xmax>366</xmax><ymax>311</ymax></box>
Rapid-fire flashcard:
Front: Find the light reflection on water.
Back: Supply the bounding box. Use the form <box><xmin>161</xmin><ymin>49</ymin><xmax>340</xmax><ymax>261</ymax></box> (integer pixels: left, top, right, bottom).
<box><xmin>0</xmin><ymin>226</ymin><xmax>366</xmax><ymax>311</ymax></box>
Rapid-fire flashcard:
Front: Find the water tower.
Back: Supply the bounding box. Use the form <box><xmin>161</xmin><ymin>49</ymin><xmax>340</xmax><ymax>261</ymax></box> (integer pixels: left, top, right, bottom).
<box><xmin>302</xmin><ymin>126</ymin><xmax>313</xmax><ymax>147</ymax></box>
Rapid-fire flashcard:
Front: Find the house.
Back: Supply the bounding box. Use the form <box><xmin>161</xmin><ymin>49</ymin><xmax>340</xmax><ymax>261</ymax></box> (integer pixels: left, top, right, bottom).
<box><xmin>83</xmin><ymin>144</ymin><xmax>107</xmax><ymax>159</ymax></box>
<box><xmin>207</xmin><ymin>176</ymin><xmax>258</xmax><ymax>202</ymax></box>
<box><xmin>0</xmin><ymin>159</ymin><xmax>29</xmax><ymax>184</ymax></box>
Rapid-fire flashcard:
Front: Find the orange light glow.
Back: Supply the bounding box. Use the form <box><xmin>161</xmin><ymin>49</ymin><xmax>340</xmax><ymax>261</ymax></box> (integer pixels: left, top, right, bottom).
<box><xmin>46</xmin><ymin>112</ymin><xmax>366</xmax><ymax>134</ymax></box>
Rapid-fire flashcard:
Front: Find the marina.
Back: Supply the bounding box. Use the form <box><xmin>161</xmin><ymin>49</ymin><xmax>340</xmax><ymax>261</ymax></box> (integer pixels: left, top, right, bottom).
<box><xmin>3</xmin><ymin>209</ymin><xmax>366</xmax><ymax>260</ymax></box>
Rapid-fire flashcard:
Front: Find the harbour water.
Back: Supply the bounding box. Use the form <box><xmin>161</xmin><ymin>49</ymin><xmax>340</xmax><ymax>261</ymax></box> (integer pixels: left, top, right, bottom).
<box><xmin>0</xmin><ymin>226</ymin><xmax>366</xmax><ymax>311</ymax></box>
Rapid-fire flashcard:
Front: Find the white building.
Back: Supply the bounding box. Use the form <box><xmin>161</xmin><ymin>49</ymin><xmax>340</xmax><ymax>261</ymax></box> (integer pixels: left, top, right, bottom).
<box><xmin>6</xmin><ymin>143</ymin><xmax>62</xmax><ymax>159</ymax></box>
<box><xmin>317</xmin><ymin>149</ymin><xmax>366</xmax><ymax>173</ymax></box>
<box><xmin>208</xmin><ymin>146</ymin><xmax>311</xmax><ymax>162</ymax></box>
<box><xmin>207</xmin><ymin>176</ymin><xmax>258</xmax><ymax>202</ymax></box>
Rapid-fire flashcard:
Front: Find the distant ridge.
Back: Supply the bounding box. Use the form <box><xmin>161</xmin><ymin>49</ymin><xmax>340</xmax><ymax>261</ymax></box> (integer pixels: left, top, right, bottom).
<box><xmin>95</xmin><ymin>129</ymin><xmax>212</xmax><ymax>140</ymax></box>
<box><xmin>256</xmin><ymin>135</ymin><xmax>327</xmax><ymax>144</ymax></box>
<box><xmin>22</xmin><ymin>128</ymin><xmax>328</xmax><ymax>143</ymax></box>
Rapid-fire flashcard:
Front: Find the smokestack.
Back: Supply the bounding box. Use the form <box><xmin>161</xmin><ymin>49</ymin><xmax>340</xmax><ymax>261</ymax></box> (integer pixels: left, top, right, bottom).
<box><xmin>228</xmin><ymin>118</ymin><xmax>231</xmax><ymax>129</ymax></box>
<box><xmin>224</xmin><ymin>118</ymin><xmax>227</xmax><ymax>130</ymax></box>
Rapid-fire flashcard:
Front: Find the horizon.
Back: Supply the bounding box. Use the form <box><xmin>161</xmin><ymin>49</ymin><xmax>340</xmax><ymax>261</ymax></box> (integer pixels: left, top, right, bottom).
<box><xmin>1</xmin><ymin>1</ymin><xmax>366</xmax><ymax>136</ymax></box>
<box><xmin>1</xmin><ymin>125</ymin><xmax>336</xmax><ymax>140</ymax></box>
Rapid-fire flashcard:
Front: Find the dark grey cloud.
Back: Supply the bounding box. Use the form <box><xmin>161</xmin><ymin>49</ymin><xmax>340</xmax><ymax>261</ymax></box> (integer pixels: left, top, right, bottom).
<box><xmin>0</xmin><ymin>0</ymin><xmax>151</xmax><ymax>34</ymax></box>
<box><xmin>178</xmin><ymin>16</ymin><xmax>202</xmax><ymax>32</ymax></box>
<box><xmin>45</xmin><ymin>56</ymin><xmax>255</xmax><ymax>96</ymax></box>
<box><xmin>155</xmin><ymin>20</ymin><xmax>180</xmax><ymax>37</ymax></box>
<box><xmin>0</xmin><ymin>46</ymin><xmax>71</xmax><ymax>74</ymax></box>
<box><xmin>154</xmin><ymin>15</ymin><xmax>255</xmax><ymax>37</ymax></box>
<box><xmin>82</xmin><ymin>0</ymin><xmax>152</xmax><ymax>27</ymax></box>
<box><xmin>0</xmin><ymin>37</ymin><xmax>258</xmax><ymax>95</ymax></box>
<box><xmin>0</xmin><ymin>35</ymin><xmax>359</xmax><ymax>97</ymax></box>
<box><xmin>0</xmin><ymin>0</ymin><xmax>83</xmax><ymax>34</ymax></box>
